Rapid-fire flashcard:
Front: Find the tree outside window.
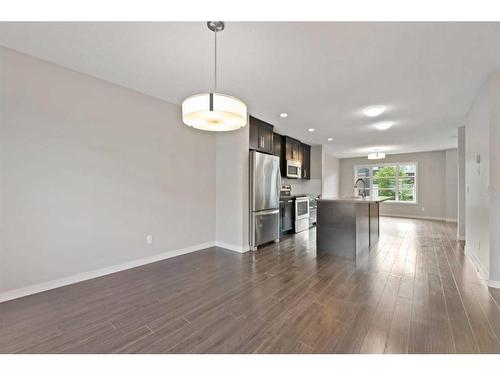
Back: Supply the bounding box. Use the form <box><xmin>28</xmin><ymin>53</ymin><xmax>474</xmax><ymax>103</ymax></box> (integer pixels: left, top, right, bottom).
<box><xmin>355</xmin><ymin>163</ymin><xmax>416</xmax><ymax>203</ymax></box>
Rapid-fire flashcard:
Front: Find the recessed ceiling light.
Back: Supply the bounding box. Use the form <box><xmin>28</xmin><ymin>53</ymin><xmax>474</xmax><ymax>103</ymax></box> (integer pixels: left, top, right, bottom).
<box><xmin>374</xmin><ymin>121</ymin><xmax>394</xmax><ymax>130</ymax></box>
<box><xmin>280</xmin><ymin>113</ymin><xmax>288</xmax><ymax>118</ymax></box>
<box><xmin>363</xmin><ymin>106</ymin><xmax>386</xmax><ymax>117</ymax></box>
<box><xmin>368</xmin><ymin>152</ymin><xmax>386</xmax><ymax>160</ymax></box>
<box><xmin>308</xmin><ymin>128</ymin><xmax>315</xmax><ymax>132</ymax></box>
<box><xmin>327</xmin><ymin>138</ymin><xmax>334</xmax><ymax>141</ymax></box>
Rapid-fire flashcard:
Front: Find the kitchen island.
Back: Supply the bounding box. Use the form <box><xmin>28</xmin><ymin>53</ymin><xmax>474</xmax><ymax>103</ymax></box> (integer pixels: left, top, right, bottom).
<box><xmin>316</xmin><ymin>197</ymin><xmax>390</xmax><ymax>260</ymax></box>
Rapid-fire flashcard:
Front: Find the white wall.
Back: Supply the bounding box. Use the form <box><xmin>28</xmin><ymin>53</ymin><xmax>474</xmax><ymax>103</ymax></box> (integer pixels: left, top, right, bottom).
<box><xmin>339</xmin><ymin>150</ymin><xmax>450</xmax><ymax>220</ymax></box>
<box><xmin>322</xmin><ymin>152</ymin><xmax>340</xmax><ymax>198</ymax></box>
<box><xmin>457</xmin><ymin>126</ymin><xmax>466</xmax><ymax>240</ymax></box>
<box><xmin>488</xmin><ymin>73</ymin><xmax>500</xmax><ymax>283</ymax></box>
<box><xmin>465</xmin><ymin>76</ymin><xmax>491</xmax><ymax>280</ymax></box>
<box><xmin>445</xmin><ymin>149</ymin><xmax>458</xmax><ymax>221</ymax></box>
<box><xmin>0</xmin><ymin>47</ymin><xmax>217</xmax><ymax>295</ymax></box>
<box><xmin>215</xmin><ymin>128</ymin><xmax>249</xmax><ymax>252</ymax></box>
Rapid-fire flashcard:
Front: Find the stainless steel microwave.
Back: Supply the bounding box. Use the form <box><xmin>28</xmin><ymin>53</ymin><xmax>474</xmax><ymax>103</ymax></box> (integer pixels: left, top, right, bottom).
<box><xmin>286</xmin><ymin>160</ymin><xmax>302</xmax><ymax>179</ymax></box>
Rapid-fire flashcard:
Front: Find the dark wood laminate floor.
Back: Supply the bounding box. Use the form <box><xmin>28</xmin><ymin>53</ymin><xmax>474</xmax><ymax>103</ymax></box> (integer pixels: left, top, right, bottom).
<box><xmin>1</xmin><ymin>217</ymin><xmax>500</xmax><ymax>354</ymax></box>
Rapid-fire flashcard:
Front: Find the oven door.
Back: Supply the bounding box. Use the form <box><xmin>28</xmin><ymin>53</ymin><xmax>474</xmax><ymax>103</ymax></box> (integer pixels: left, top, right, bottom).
<box><xmin>295</xmin><ymin>198</ymin><xmax>309</xmax><ymax>220</ymax></box>
<box><xmin>286</xmin><ymin>160</ymin><xmax>301</xmax><ymax>179</ymax></box>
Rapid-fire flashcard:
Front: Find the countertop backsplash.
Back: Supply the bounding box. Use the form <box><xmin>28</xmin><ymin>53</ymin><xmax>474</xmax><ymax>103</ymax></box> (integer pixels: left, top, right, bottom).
<box><xmin>282</xmin><ymin>178</ymin><xmax>321</xmax><ymax>196</ymax></box>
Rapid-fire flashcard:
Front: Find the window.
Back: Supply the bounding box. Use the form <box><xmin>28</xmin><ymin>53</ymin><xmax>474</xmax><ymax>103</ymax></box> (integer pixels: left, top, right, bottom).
<box><xmin>354</xmin><ymin>163</ymin><xmax>417</xmax><ymax>203</ymax></box>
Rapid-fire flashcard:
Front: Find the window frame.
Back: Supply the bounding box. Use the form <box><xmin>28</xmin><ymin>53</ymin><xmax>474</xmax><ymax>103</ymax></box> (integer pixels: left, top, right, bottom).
<box><xmin>353</xmin><ymin>161</ymin><xmax>418</xmax><ymax>204</ymax></box>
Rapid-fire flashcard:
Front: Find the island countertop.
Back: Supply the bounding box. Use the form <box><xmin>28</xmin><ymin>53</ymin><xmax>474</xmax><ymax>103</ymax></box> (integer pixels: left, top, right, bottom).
<box><xmin>318</xmin><ymin>196</ymin><xmax>392</xmax><ymax>203</ymax></box>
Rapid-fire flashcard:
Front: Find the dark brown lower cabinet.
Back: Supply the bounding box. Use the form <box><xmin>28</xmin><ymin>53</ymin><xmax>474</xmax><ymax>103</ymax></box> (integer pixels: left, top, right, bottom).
<box><xmin>280</xmin><ymin>199</ymin><xmax>294</xmax><ymax>235</ymax></box>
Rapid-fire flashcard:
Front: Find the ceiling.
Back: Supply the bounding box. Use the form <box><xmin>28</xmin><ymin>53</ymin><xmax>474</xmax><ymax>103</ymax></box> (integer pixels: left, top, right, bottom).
<box><xmin>2</xmin><ymin>22</ymin><xmax>500</xmax><ymax>158</ymax></box>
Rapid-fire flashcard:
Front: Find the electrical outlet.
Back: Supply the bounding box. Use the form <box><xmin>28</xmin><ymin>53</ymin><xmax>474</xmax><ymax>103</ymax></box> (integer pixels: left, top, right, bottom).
<box><xmin>146</xmin><ymin>235</ymin><xmax>153</xmax><ymax>245</ymax></box>
<box><xmin>421</xmin><ymin>207</ymin><xmax>425</xmax><ymax>212</ymax></box>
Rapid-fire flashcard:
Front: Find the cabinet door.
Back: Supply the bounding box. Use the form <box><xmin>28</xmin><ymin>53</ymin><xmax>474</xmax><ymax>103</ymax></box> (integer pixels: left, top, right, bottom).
<box><xmin>249</xmin><ymin>116</ymin><xmax>274</xmax><ymax>154</ymax></box>
<box><xmin>283</xmin><ymin>201</ymin><xmax>294</xmax><ymax>231</ymax></box>
<box><xmin>249</xmin><ymin>118</ymin><xmax>260</xmax><ymax>150</ymax></box>
<box><xmin>302</xmin><ymin>144</ymin><xmax>311</xmax><ymax>179</ymax></box>
<box><xmin>285</xmin><ymin>137</ymin><xmax>300</xmax><ymax>161</ymax></box>
<box><xmin>285</xmin><ymin>137</ymin><xmax>293</xmax><ymax>160</ymax></box>
<box><xmin>292</xmin><ymin>140</ymin><xmax>301</xmax><ymax>161</ymax></box>
<box><xmin>259</xmin><ymin>123</ymin><xmax>274</xmax><ymax>154</ymax></box>
<box><xmin>298</xmin><ymin>143</ymin><xmax>304</xmax><ymax>167</ymax></box>
<box><xmin>273</xmin><ymin>133</ymin><xmax>282</xmax><ymax>157</ymax></box>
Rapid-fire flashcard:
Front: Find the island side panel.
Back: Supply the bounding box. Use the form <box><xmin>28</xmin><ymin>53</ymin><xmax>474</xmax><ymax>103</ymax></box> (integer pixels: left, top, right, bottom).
<box><xmin>369</xmin><ymin>202</ymin><xmax>380</xmax><ymax>247</ymax></box>
<box><xmin>355</xmin><ymin>203</ymin><xmax>370</xmax><ymax>258</ymax></box>
<box><xmin>316</xmin><ymin>200</ymin><xmax>356</xmax><ymax>259</ymax></box>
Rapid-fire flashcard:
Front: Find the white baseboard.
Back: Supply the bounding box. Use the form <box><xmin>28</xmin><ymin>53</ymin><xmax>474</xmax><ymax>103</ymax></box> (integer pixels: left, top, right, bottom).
<box><xmin>0</xmin><ymin>241</ymin><xmax>216</xmax><ymax>303</ymax></box>
<box><xmin>445</xmin><ymin>218</ymin><xmax>458</xmax><ymax>223</ymax></box>
<box><xmin>488</xmin><ymin>280</ymin><xmax>500</xmax><ymax>289</ymax></box>
<box><xmin>464</xmin><ymin>245</ymin><xmax>489</xmax><ymax>281</ymax></box>
<box><xmin>214</xmin><ymin>241</ymin><xmax>250</xmax><ymax>253</ymax></box>
<box><xmin>381</xmin><ymin>214</ymin><xmax>447</xmax><ymax>221</ymax></box>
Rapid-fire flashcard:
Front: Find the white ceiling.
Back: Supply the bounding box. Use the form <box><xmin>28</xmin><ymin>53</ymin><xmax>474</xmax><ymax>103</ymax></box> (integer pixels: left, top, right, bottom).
<box><xmin>2</xmin><ymin>22</ymin><xmax>500</xmax><ymax>158</ymax></box>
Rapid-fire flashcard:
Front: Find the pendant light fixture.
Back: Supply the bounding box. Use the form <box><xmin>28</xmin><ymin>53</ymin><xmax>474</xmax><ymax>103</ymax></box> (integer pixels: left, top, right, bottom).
<box><xmin>368</xmin><ymin>152</ymin><xmax>386</xmax><ymax>160</ymax></box>
<box><xmin>182</xmin><ymin>21</ymin><xmax>247</xmax><ymax>131</ymax></box>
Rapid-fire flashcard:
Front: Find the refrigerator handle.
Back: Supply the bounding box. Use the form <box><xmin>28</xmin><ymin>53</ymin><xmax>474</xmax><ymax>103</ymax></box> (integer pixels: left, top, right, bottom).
<box><xmin>255</xmin><ymin>209</ymin><xmax>280</xmax><ymax>216</ymax></box>
<box><xmin>277</xmin><ymin>161</ymin><xmax>282</xmax><ymax>205</ymax></box>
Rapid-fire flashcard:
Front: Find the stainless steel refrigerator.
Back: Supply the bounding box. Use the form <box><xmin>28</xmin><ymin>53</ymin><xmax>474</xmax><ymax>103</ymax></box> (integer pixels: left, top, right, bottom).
<box><xmin>249</xmin><ymin>150</ymin><xmax>281</xmax><ymax>250</ymax></box>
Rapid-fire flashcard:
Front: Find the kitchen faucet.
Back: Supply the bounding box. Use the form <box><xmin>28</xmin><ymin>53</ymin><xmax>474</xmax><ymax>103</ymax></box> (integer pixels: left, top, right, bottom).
<box><xmin>354</xmin><ymin>178</ymin><xmax>367</xmax><ymax>198</ymax></box>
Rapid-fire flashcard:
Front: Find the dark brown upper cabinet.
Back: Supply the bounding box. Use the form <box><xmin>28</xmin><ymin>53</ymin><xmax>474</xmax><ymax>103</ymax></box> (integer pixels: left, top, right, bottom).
<box><xmin>249</xmin><ymin>116</ymin><xmax>274</xmax><ymax>154</ymax></box>
<box><xmin>273</xmin><ymin>133</ymin><xmax>282</xmax><ymax>157</ymax></box>
<box><xmin>301</xmin><ymin>143</ymin><xmax>311</xmax><ymax>180</ymax></box>
<box><xmin>284</xmin><ymin>136</ymin><xmax>301</xmax><ymax>162</ymax></box>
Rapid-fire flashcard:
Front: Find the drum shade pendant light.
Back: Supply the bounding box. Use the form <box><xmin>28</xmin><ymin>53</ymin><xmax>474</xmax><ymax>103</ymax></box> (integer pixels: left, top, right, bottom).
<box><xmin>368</xmin><ymin>152</ymin><xmax>386</xmax><ymax>160</ymax></box>
<box><xmin>182</xmin><ymin>21</ymin><xmax>247</xmax><ymax>131</ymax></box>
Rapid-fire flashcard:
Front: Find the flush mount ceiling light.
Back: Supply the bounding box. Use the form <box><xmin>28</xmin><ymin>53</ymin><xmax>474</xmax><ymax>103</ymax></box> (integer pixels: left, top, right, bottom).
<box><xmin>308</xmin><ymin>128</ymin><xmax>315</xmax><ymax>132</ymax></box>
<box><xmin>374</xmin><ymin>121</ymin><xmax>394</xmax><ymax>130</ymax></box>
<box><xmin>280</xmin><ymin>113</ymin><xmax>288</xmax><ymax>118</ymax></box>
<box><xmin>363</xmin><ymin>106</ymin><xmax>386</xmax><ymax>117</ymax></box>
<box><xmin>368</xmin><ymin>152</ymin><xmax>386</xmax><ymax>160</ymax></box>
<box><xmin>327</xmin><ymin>138</ymin><xmax>334</xmax><ymax>141</ymax></box>
<box><xmin>182</xmin><ymin>22</ymin><xmax>247</xmax><ymax>131</ymax></box>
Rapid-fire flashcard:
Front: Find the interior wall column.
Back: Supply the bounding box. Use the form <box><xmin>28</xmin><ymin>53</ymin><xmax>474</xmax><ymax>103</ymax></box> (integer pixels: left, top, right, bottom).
<box><xmin>457</xmin><ymin>126</ymin><xmax>466</xmax><ymax>240</ymax></box>
<box><xmin>489</xmin><ymin>72</ymin><xmax>500</xmax><ymax>286</ymax></box>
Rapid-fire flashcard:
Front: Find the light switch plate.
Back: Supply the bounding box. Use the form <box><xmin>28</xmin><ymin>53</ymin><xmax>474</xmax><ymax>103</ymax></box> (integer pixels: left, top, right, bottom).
<box><xmin>146</xmin><ymin>235</ymin><xmax>153</xmax><ymax>245</ymax></box>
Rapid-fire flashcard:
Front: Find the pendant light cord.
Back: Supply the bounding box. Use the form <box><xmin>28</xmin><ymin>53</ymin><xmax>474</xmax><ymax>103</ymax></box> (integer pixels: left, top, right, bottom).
<box><xmin>214</xmin><ymin>29</ymin><xmax>218</xmax><ymax>93</ymax></box>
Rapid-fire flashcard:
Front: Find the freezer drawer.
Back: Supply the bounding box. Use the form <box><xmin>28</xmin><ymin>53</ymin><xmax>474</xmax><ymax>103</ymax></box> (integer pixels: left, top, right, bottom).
<box><xmin>250</xmin><ymin>209</ymin><xmax>280</xmax><ymax>249</ymax></box>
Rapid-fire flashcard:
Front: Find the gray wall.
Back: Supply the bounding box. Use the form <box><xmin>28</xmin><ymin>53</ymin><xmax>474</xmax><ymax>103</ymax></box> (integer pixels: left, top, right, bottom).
<box><xmin>215</xmin><ymin>127</ymin><xmax>249</xmax><ymax>252</ymax></box>
<box><xmin>0</xmin><ymin>47</ymin><xmax>216</xmax><ymax>292</ymax></box>
<box><xmin>465</xmin><ymin>75</ymin><xmax>491</xmax><ymax>279</ymax></box>
<box><xmin>322</xmin><ymin>153</ymin><xmax>340</xmax><ymax>198</ymax></box>
<box><xmin>339</xmin><ymin>150</ymin><xmax>454</xmax><ymax>220</ymax></box>
<box><xmin>310</xmin><ymin>145</ymin><xmax>323</xmax><ymax>180</ymax></box>
<box><xmin>445</xmin><ymin>149</ymin><xmax>458</xmax><ymax>221</ymax></box>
